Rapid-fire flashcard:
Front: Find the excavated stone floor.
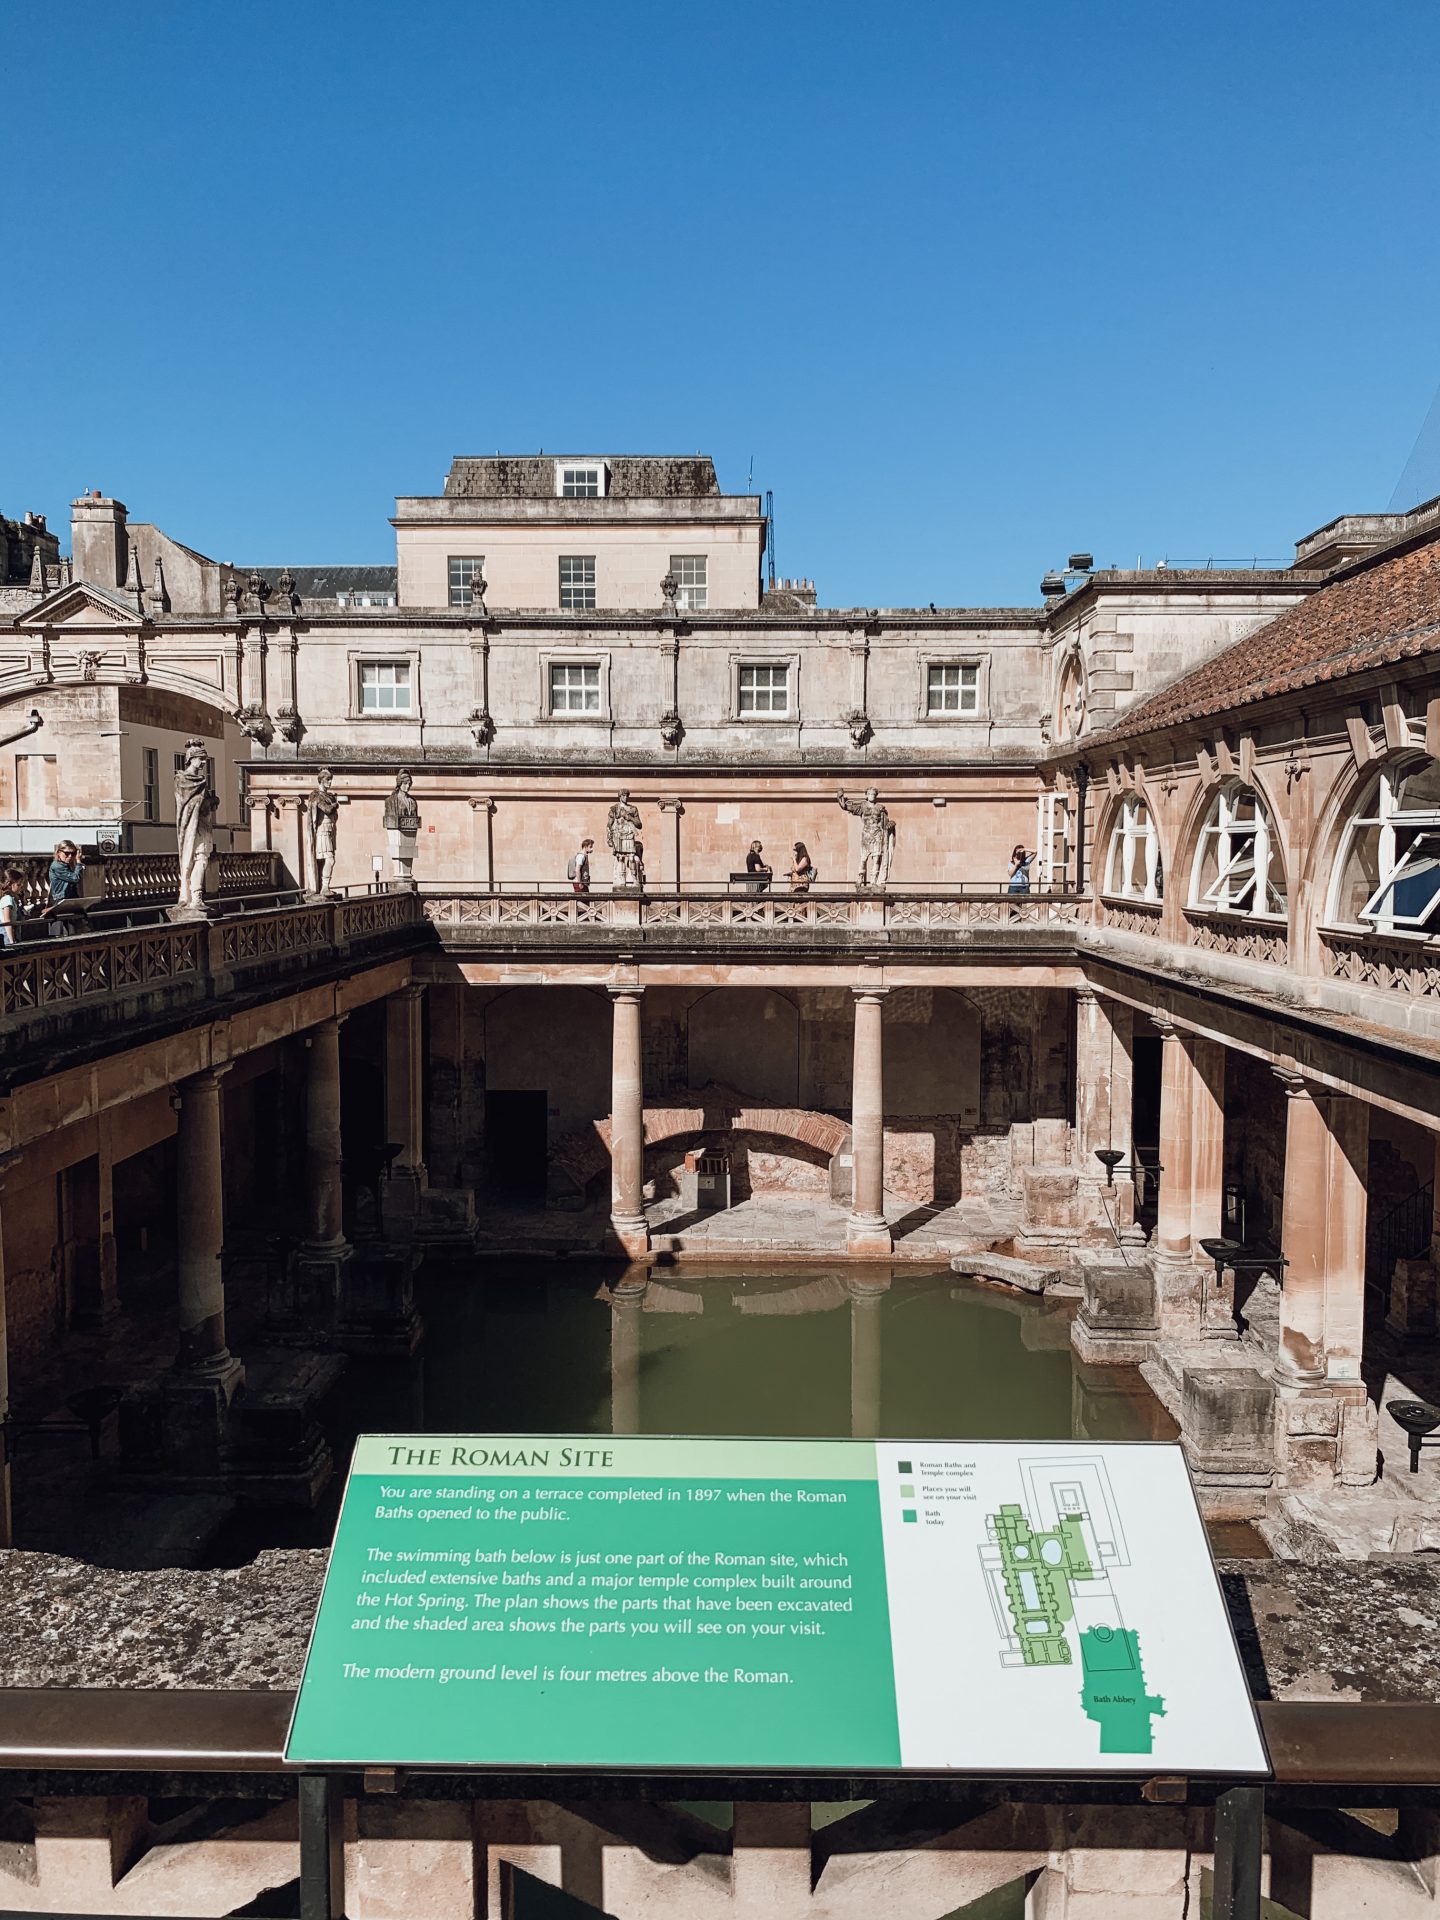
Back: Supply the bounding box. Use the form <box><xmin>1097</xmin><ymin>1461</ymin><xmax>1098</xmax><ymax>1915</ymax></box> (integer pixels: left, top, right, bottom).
<box><xmin>2</xmin><ymin>1547</ymin><xmax>1440</xmax><ymax>1703</ymax></box>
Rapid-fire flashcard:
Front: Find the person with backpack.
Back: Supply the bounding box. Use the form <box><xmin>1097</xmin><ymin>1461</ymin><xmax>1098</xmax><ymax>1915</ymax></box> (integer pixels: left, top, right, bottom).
<box><xmin>568</xmin><ymin>838</ymin><xmax>594</xmax><ymax>895</ymax></box>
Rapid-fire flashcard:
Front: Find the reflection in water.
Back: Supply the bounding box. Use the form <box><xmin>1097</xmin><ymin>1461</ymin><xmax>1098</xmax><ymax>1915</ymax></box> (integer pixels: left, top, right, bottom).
<box><xmin>416</xmin><ymin>1258</ymin><xmax>1173</xmax><ymax>1446</ymax></box>
<box><xmin>207</xmin><ymin>1258</ymin><xmax>1173</xmax><ymax>1566</ymax></box>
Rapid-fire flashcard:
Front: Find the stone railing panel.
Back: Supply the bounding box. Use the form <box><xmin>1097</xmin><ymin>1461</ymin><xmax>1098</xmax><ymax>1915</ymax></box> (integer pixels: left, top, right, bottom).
<box><xmin>1186</xmin><ymin>912</ymin><xmax>1288</xmax><ymax>966</ymax></box>
<box><xmin>1322</xmin><ymin>930</ymin><xmax>1440</xmax><ymax>1000</ymax></box>
<box><xmin>419</xmin><ymin>889</ymin><xmax>1088</xmax><ymax>938</ymax></box>
<box><xmin>1102</xmin><ymin>898</ymin><xmax>1164</xmax><ymax>936</ymax></box>
<box><xmin>1</xmin><ymin>923</ymin><xmax>203</xmax><ymax>1018</ymax></box>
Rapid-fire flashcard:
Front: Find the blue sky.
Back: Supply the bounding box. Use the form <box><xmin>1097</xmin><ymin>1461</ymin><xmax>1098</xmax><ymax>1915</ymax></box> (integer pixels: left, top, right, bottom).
<box><xmin>5</xmin><ymin>1</ymin><xmax>1437</xmax><ymax>607</ymax></box>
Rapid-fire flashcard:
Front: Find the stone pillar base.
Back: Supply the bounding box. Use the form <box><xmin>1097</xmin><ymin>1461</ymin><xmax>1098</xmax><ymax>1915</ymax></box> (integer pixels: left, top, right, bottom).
<box><xmin>337</xmin><ymin>1245</ymin><xmax>423</xmax><ymax>1356</ymax></box>
<box><xmin>416</xmin><ymin>1185</ymin><xmax>479</xmax><ymax>1246</ymax></box>
<box><xmin>846</xmin><ymin>1215</ymin><xmax>893</xmax><ymax>1257</ymax></box>
<box><xmin>119</xmin><ymin>1357</ymin><xmax>245</xmax><ymax>1481</ymax></box>
<box><xmin>606</xmin><ymin>1215</ymin><xmax>651</xmax><ymax>1259</ymax></box>
<box><xmin>1071</xmin><ymin>1256</ymin><xmax>1159</xmax><ymax>1365</ymax></box>
<box><xmin>271</xmin><ymin>1240</ymin><xmax>354</xmax><ymax>1339</ymax></box>
<box><xmin>1153</xmin><ymin>1253</ymin><xmax>1205</xmax><ymax>1340</ymax></box>
<box><xmin>379</xmin><ymin>1167</ymin><xmax>427</xmax><ymax>1242</ymax></box>
<box><xmin>1181</xmin><ymin>1365</ymin><xmax>1275</xmax><ymax>1507</ymax></box>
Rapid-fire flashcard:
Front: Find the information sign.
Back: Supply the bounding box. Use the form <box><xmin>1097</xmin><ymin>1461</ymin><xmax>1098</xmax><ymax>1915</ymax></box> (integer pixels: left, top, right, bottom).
<box><xmin>286</xmin><ymin>1435</ymin><xmax>1267</xmax><ymax>1775</ymax></box>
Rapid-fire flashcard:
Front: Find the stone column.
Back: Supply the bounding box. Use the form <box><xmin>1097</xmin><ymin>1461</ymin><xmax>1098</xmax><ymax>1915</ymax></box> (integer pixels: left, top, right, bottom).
<box><xmin>1388</xmin><ymin>1131</ymin><xmax>1440</xmax><ymax>1340</ymax></box>
<box><xmin>848</xmin><ymin>987</ymin><xmax>892</xmax><ymax>1255</ymax></box>
<box><xmin>380</xmin><ymin>985</ymin><xmax>427</xmax><ymax>1240</ymax></box>
<box><xmin>1074</xmin><ymin>988</ymin><xmax>1135</xmax><ymax>1232</ymax></box>
<box><xmin>607</xmin><ymin>987</ymin><xmax>649</xmax><ymax>1258</ymax></box>
<box><xmin>1276</xmin><ymin>1073</ymin><xmax>1373</xmax><ymax>1486</ymax></box>
<box><xmin>304</xmin><ymin>1018</ymin><xmax>348</xmax><ymax>1254</ymax></box>
<box><xmin>1276</xmin><ymin>1072</ymin><xmax>1331</xmax><ymax>1386</ymax></box>
<box><xmin>1189</xmin><ymin>1037</ymin><xmax>1234</xmax><ymax>1338</ymax></box>
<box><xmin>279</xmin><ymin>1018</ymin><xmax>354</xmax><ymax>1334</ymax></box>
<box><xmin>1153</xmin><ymin>1018</ymin><xmax>1200</xmax><ymax>1332</ymax></box>
<box><xmin>173</xmin><ymin>1068</ymin><xmax>235</xmax><ymax>1375</ymax></box>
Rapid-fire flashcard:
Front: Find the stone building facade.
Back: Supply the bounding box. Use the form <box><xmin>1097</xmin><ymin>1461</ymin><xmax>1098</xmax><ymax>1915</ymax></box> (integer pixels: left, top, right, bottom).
<box><xmin>4</xmin><ymin>455</ymin><xmax>1440</xmax><ymax>1556</ymax></box>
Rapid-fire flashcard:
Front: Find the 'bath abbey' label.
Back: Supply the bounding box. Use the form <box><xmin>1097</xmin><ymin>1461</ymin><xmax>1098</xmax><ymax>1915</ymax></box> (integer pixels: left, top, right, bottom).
<box><xmin>285</xmin><ymin>1435</ymin><xmax>1267</xmax><ymax>1776</ymax></box>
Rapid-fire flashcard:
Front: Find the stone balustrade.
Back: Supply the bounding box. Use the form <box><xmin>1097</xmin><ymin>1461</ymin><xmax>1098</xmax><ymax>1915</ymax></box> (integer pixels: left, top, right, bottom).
<box><xmin>5</xmin><ymin>848</ymin><xmax>284</xmax><ymax>914</ymax></box>
<box><xmin>419</xmin><ymin>886</ymin><xmax>1089</xmax><ymax>946</ymax></box>
<box><xmin>0</xmin><ymin>890</ymin><xmax>424</xmax><ymax>1056</ymax></box>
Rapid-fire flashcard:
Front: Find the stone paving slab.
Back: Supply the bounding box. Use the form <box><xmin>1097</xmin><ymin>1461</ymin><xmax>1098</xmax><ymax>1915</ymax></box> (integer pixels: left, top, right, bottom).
<box><xmin>3</xmin><ymin>1548</ymin><xmax>1440</xmax><ymax>1705</ymax></box>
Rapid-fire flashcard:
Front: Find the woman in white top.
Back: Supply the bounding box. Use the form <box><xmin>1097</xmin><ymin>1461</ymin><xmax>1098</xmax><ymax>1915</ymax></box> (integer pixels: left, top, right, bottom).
<box><xmin>0</xmin><ymin>866</ymin><xmax>24</xmax><ymax>946</ymax></box>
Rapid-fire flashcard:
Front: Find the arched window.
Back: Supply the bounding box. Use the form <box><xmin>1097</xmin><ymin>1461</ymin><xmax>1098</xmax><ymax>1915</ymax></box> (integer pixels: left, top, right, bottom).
<box><xmin>1333</xmin><ymin>761</ymin><xmax>1440</xmax><ymax>935</ymax></box>
<box><xmin>1055</xmin><ymin>654</ymin><xmax>1087</xmax><ymax>742</ymax></box>
<box><xmin>1104</xmin><ymin>794</ymin><xmax>1162</xmax><ymax>901</ymax></box>
<box><xmin>1189</xmin><ymin>783</ymin><xmax>1285</xmax><ymax>919</ymax></box>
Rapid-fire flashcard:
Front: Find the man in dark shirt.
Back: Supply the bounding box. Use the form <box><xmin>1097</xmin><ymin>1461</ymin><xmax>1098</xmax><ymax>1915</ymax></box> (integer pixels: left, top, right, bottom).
<box><xmin>43</xmin><ymin>840</ymin><xmax>82</xmax><ymax>935</ymax></box>
<box><xmin>745</xmin><ymin>840</ymin><xmax>772</xmax><ymax>893</ymax></box>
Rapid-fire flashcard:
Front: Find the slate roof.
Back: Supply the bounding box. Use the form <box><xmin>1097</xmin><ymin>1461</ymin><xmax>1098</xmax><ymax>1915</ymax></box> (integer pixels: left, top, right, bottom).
<box><xmin>1085</xmin><ymin>526</ymin><xmax>1440</xmax><ymax>748</ymax></box>
<box><xmin>243</xmin><ymin>566</ymin><xmax>397</xmax><ymax>598</ymax></box>
<box><xmin>443</xmin><ymin>456</ymin><xmax>723</xmax><ymax>500</ymax></box>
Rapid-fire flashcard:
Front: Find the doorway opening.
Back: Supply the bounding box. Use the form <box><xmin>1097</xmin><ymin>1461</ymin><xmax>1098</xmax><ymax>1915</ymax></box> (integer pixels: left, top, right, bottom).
<box><xmin>485</xmin><ymin>1090</ymin><xmax>549</xmax><ymax>1206</ymax></box>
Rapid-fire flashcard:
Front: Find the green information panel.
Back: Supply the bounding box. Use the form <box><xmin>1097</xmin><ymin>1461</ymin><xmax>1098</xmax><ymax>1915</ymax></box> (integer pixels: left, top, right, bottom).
<box><xmin>286</xmin><ymin>1435</ymin><xmax>1267</xmax><ymax>1775</ymax></box>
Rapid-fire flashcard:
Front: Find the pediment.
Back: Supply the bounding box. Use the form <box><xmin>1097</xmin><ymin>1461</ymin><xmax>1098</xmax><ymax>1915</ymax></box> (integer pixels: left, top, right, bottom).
<box><xmin>16</xmin><ymin>581</ymin><xmax>139</xmax><ymax>628</ymax></box>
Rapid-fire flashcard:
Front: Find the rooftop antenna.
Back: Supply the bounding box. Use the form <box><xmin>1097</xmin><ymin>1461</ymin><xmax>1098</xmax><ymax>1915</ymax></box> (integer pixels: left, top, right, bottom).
<box><xmin>765</xmin><ymin>488</ymin><xmax>776</xmax><ymax>589</ymax></box>
<box><xmin>746</xmin><ymin>453</ymin><xmax>754</xmax><ymax>490</ymax></box>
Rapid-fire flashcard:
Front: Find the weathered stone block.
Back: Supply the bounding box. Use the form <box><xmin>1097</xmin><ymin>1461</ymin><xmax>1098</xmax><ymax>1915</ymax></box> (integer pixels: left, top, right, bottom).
<box><xmin>1182</xmin><ymin>1366</ymin><xmax>1274</xmax><ymax>1477</ymax></box>
<box><xmin>1283</xmin><ymin>1396</ymin><xmax>1340</xmax><ymax>1436</ymax></box>
<box><xmin>1082</xmin><ymin>1260</ymin><xmax>1159</xmax><ymax>1332</ymax></box>
<box><xmin>1023</xmin><ymin>1166</ymin><xmax>1081</xmax><ymax>1231</ymax></box>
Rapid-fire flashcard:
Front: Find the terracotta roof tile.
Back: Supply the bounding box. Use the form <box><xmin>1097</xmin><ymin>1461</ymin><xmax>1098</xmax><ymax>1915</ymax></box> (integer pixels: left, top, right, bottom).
<box><xmin>1084</xmin><ymin>530</ymin><xmax>1440</xmax><ymax>748</ymax></box>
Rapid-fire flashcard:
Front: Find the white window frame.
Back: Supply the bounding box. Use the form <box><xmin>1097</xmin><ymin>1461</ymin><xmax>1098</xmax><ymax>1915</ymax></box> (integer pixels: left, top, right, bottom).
<box><xmin>559</xmin><ymin>554</ymin><xmax>597</xmax><ymax>611</ymax></box>
<box><xmin>537</xmin><ymin>651</ymin><xmax>611</xmax><ymax>723</ymax></box>
<box><xmin>733</xmin><ymin>658</ymin><xmax>794</xmax><ymax>720</ymax></box>
<box><xmin>447</xmin><ymin>555</ymin><xmax>485</xmax><ymax>608</ymax></box>
<box><xmin>1189</xmin><ymin>783</ymin><xmax>1285</xmax><ymax>920</ymax></box>
<box><xmin>926</xmin><ymin>660</ymin><xmax>981</xmax><ymax>715</ymax></box>
<box><xmin>350</xmin><ymin>655</ymin><xmax>419</xmax><ymax>720</ymax></box>
<box><xmin>548</xmin><ymin>660</ymin><xmax>603</xmax><ymax>715</ymax></box>
<box><xmin>1330</xmin><ymin>764</ymin><xmax>1440</xmax><ymax>938</ymax></box>
<box><xmin>670</xmin><ymin>553</ymin><xmax>708</xmax><ymax>610</ymax></box>
<box><xmin>555</xmin><ymin>460</ymin><xmax>607</xmax><ymax>499</ymax></box>
<box><xmin>1104</xmin><ymin>793</ymin><xmax>1162</xmax><ymax>902</ymax></box>
<box><xmin>1034</xmin><ymin>788</ymin><xmax>1071</xmax><ymax>889</ymax></box>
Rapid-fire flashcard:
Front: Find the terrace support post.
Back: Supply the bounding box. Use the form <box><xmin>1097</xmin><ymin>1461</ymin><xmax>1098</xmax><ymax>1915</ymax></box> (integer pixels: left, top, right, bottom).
<box><xmin>1074</xmin><ymin>988</ymin><xmax>1135</xmax><ymax>1235</ymax></box>
<box><xmin>175</xmin><ymin>1067</ymin><xmax>237</xmax><ymax>1377</ymax></box>
<box><xmin>144</xmin><ymin>1066</ymin><xmax>244</xmax><ymax>1478</ymax></box>
<box><xmin>1191</xmin><ymin>1037</ymin><xmax>1235</xmax><ymax>1338</ymax></box>
<box><xmin>1153</xmin><ymin>1017</ymin><xmax>1200</xmax><ymax>1335</ymax></box>
<box><xmin>1275</xmin><ymin>1072</ymin><xmax>1375</xmax><ymax>1487</ymax></box>
<box><xmin>607</xmin><ymin>987</ymin><xmax>650</xmax><ymax>1258</ymax></box>
<box><xmin>299</xmin><ymin>1773</ymin><xmax>346</xmax><ymax>1920</ymax></box>
<box><xmin>379</xmin><ymin>985</ymin><xmax>427</xmax><ymax>1241</ymax></box>
<box><xmin>1212</xmin><ymin>1784</ymin><xmax>1263</xmax><ymax>1920</ymax></box>
<box><xmin>848</xmin><ymin>986</ymin><xmax>892</xmax><ymax>1255</ymax></box>
<box><xmin>283</xmin><ymin>1018</ymin><xmax>354</xmax><ymax>1334</ymax></box>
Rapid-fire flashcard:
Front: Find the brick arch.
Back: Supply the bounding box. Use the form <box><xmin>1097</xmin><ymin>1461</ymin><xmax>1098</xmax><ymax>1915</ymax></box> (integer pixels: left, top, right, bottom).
<box><xmin>551</xmin><ymin>1084</ymin><xmax>851</xmax><ymax>1190</ymax></box>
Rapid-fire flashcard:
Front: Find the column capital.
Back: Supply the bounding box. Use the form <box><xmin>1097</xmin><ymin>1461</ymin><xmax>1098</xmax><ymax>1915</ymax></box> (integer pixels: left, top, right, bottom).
<box><xmin>851</xmin><ymin>985</ymin><xmax>890</xmax><ymax>1004</ymax></box>
<box><xmin>172</xmin><ymin>1063</ymin><xmax>231</xmax><ymax>1104</ymax></box>
<box><xmin>1075</xmin><ymin>986</ymin><xmax>1100</xmax><ymax>1008</ymax></box>
<box><xmin>395</xmin><ymin>983</ymin><xmax>426</xmax><ymax>1007</ymax></box>
<box><xmin>608</xmin><ymin>984</ymin><xmax>646</xmax><ymax>1003</ymax></box>
<box><xmin>304</xmin><ymin>1013</ymin><xmax>348</xmax><ymax>1043</ymax></box>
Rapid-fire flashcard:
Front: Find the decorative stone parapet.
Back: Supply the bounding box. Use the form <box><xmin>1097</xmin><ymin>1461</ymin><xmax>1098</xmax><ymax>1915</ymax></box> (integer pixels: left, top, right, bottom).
<box><xmin>1186</xmin><ymin>910</ymin><xmax>1288</xmax><ymax>966</ymax></box>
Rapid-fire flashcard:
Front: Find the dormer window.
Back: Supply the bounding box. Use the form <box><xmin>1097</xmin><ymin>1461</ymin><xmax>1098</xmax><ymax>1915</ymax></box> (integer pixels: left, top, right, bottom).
<box><xmin>556</xmin><ymin>461</ymin><xmax>606</xmax><ymax>499</ymax></box>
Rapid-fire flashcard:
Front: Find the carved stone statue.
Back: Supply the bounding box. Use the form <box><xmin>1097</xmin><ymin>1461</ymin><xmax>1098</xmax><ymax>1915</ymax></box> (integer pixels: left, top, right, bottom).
<box><xmin>174</xmin><ymin>738</ymin><xmax>219</xmax><ymax>911</ymax></box>
<box><xmin>606</xmin><ymin>789</ymin><xmax>643</xmax><ymax>889</ymax></box>
<box><xmin>837</xmin><ymin>785</ymin><xmax>896</xmax><ymax>889</ymax></box>
<box><xmin>304</xmin><ymin>767</ymin><xmax>342</xmax><ymax>896</ymax></box>
<box><xmin>383</xmin><ymin>769</ymin><xmax>421</xmax><ymax>881</ymax></box>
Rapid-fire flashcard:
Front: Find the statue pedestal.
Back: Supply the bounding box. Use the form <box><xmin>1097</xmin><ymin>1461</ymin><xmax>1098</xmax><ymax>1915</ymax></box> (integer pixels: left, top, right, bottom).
<box><xmin>388</xmin><ymin>828</ymin><xmax>418</xmax><ymax>882</ymax></box>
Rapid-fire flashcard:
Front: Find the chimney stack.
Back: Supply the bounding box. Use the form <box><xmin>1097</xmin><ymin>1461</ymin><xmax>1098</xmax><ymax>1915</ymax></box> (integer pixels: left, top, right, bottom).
<box><xmin>71</xmin><ymin>492</ymin><xmax>129</xmax><ymax>591</ymax></box>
